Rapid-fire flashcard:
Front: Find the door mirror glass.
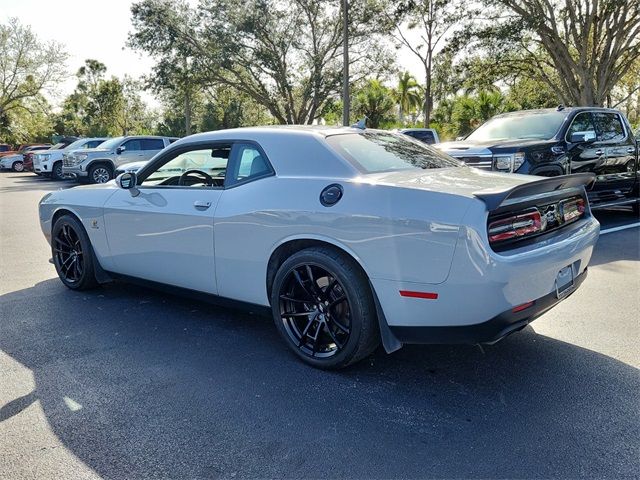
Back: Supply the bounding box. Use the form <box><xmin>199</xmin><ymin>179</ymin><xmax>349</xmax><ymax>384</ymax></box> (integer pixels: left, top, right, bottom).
<box><xmin>570</xmin><ymin>131</ymin><xmax>596</xmax><ymax>144</ymax></box>
<box><xmin>116</xmin><ymin>172</ymin><xmax>137</xmax><ymax>189</ymax></box>
<box><xmin>116</xmin><ymin>146</ymin><xmax>126</xmax><ymax>154</ymax></box>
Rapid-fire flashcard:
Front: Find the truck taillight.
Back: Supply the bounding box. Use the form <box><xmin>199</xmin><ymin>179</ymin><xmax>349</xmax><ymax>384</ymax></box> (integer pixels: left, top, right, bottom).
<box><xmin>488</xmin><ymin>209</ymin><xmax>543</xmax><ymax>244</ymax></box>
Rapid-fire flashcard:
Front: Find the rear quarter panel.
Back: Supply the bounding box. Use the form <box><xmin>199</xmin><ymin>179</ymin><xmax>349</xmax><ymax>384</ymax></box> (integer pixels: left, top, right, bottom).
<box><xmin>213</xmin><ymin>175</ymin><xmax>473</xmax><ymax>306</ymax></box>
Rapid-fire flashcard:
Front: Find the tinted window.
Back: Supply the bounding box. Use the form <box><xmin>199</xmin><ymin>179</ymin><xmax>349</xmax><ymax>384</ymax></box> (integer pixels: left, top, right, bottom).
<box><xmin>467</xmin><ymin>111</ymin><xmax>566</xmax><ymax>142</ymax></box>
<box><xmin>593</xmin><ymin>113</ymin><xmax>625</xmax><ymax>142</ymax></box>
<box><xmin>85</xmin><ymin>140</ymin><xmax>104</xmax><ymax>148</ymax></box>
<box><xmin>0</xmin><ymin>145</ymin><xmax>9</xmax><ymax>152</ymax></box>
<box><xmin>123</xmin><ymin>139</ymin><xmax>142</xmax><ymax>151</ymax></box>
<box><xmin>326</xmin><ymin>132</ymin><xmax>461</xmax><ymax>173</ymax></box>
<box><xmin>567</xmin><ymin>112</ymin><xmax>596</xmax><ymax>140</ymax></box>
<box><xmin>142</xmin><ymin>139</ymin><xmax>165</xmax><ymax>150</ymax></box>
<box><xmin>406</xmin><ymin>130</ymin><xmax>436</xmax><ymax>144</ymax></box>
<box><xmin>229</xmin><ymin>144</ymin><xmax>271</xmax><ymax>183</ymax></box>
<box><xmin>142</xmin><ymin>146</ymin><xmax>230</xmax><ymax>186</ymax></box>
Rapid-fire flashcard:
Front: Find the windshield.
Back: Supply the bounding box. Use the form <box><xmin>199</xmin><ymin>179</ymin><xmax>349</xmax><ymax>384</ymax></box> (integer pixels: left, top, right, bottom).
<box><xmin>326</xmin><ymin>132</ymin><xmax>461</xmax><ymax>173</ymax></box>
<box><xmin>466</xmin><ymin>111</ymin><xmax>567</xmax><ymax>142</ymax></box>
<box><xmin>64</xmin><ymin>139</ymin><xmax>90</xmax><ymax>151</ymax></box>
<box><xmin>51</xmin><ymin>142</ymin><xmax>66</xmax><ymax>150</ymax></box>
<box><xmin>96</xmin><ymin>137</ymin><xmax>124</xmax><ymax>150</ymax></box>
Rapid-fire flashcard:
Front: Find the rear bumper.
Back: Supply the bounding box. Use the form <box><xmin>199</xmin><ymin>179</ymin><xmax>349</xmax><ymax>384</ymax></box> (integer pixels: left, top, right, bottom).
<box><xmin>390</xmin><ymin>268</ymin><xmax>587</xmax><ymax>344</ymax></box>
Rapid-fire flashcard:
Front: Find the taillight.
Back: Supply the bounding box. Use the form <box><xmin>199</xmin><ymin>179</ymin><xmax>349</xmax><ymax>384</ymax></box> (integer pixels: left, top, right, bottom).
<box><xmin>560</xmin><ymin>197</ymin><xmax>585</xmax><ymax>223</ymax></box>
<box><xmin>488</xmin><ymin>209</ymin><xmax>544</xmax><ymax>244</ymax></box>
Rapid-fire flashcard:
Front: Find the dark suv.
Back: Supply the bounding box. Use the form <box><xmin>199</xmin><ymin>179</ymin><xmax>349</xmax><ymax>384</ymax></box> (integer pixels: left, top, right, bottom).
<box><xmin>437</xmin><ymin>107</ymin><xmax>639</xmax><ymax>210</ymax></box>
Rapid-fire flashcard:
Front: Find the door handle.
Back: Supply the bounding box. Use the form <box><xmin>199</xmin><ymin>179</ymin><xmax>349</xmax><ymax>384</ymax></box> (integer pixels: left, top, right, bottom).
<box><xmin>594</xmin><ymin>149</ymin><xmax>604</xmax><ymax>156</ymax></box>
<box><xmin>628</xmin><ymin>147</ymin><xmax>636</xmax><ymax>154</ymax></box>
<box><xmin>193</xmin><ymin>200</ymin><xmax>212</xmax><ymax>210</ymax></box>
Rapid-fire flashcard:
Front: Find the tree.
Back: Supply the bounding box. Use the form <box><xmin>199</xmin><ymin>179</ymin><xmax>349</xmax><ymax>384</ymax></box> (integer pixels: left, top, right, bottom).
<box><xmin>395</xmin><ymin>72</ymin><xmax>421</xmax><ymax>125</ymax></box>
<box><xmin>0</xmin><ymin>19</ymin><xmax>67</xmax><ymax>121</ymax></box>
<box><xmin>353</xmin><ymin>79</ymin><xmax>396</xmax><ymax>128</ymax></box>
<box><xmin>466</xmin><ymin>0</ymin><xmax>640</xmax><ymax>106</ymax></box>
<box><xmin>384</xmin><ymin>0</ymin><xmax>465</xmax><ymax>126</ymax></box>
<box><xmin>129</xmin><ymin>0</ymin><xmax>393</xmax><ymax>125</ymax></box>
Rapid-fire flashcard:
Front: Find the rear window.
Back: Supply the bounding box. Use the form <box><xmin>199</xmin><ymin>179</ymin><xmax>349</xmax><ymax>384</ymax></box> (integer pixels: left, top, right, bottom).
<box><xmin>404</xmin><ymin>130</ymin><xmax>436</xmax><ymax>144</ymax></box>
<box><xmin>326</xmin><ymin>132</ymin><xmax>460</xmax><ymax>173</ymax></box>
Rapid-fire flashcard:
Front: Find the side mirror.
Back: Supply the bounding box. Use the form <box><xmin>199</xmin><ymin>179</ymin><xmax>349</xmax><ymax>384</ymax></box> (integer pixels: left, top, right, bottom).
<box><xmin>116</xmin><ymin>146</ymin><xmax>126</xmax><ymax>155</ymax></box>
<box><xmin>570</xmin><ymin>131</ymin><xmax>596</xmax><ymax>144</ymax></box>
<box><xmin>116</xmin><ymin>172</ymin><xmax>139</xmax><ymax>197</ymax></box>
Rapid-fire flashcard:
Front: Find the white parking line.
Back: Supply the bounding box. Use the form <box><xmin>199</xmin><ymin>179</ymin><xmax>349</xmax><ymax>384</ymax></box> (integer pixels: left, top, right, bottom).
<box><xmin>599</xmin><ymin>222</ymin><xmax>640</xmax><ymax>235</ymax></box>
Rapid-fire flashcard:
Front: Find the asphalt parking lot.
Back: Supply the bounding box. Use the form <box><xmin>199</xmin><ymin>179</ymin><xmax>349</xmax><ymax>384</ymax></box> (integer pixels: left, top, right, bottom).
<box><xmin>1</xmin><ymin>172</ymin><xmax>639</xmax><ymax>479</ymax></box>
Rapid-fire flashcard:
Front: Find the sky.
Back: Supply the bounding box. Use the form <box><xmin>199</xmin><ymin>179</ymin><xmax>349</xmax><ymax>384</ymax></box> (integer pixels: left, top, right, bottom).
<box><xmin>1</xmin><ymin>0</ymin><xmax>424</xmax><ymax>111</ymax></box>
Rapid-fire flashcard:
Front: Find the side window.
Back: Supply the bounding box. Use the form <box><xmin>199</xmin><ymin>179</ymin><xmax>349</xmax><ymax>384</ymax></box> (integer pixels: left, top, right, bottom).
<box><xmin>593</xmin><ymin>113</ymin><xmax>625</xmax><ymax>142</ymax></box>
<box><xmin>567</xmin><ymin>112</ymin><xmax>596</xmax><ymax>141</ymax></box>
<box><xmin>123</xmin><ymin>139</ymin><xmax>142</xmax><ymax>151</ymax></box>
<box><xmin>85</xmin><ymin>140</ymin><xmax>102</xmax><ymax>148</ymax></box>
<box><xmin>140</xmin><ymin>146</ymin><xmax>231</xmax><ymax>187</ymax></box>
<box><xmin>229</xmin><ymin>143</ymin><xmax>272</xmax><ymax>185</ymax></box>
<box><xmin>142</xmin><ymin>139</ymin><xmax>165</xmax><ymax>150</ymax></box>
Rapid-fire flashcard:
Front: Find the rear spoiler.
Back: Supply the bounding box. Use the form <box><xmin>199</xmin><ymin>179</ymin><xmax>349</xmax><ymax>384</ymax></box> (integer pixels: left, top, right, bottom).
<box><xmin>473</xmin><ymin>173</ymin><xmax>596</xmax><ymax>211</ymax></box>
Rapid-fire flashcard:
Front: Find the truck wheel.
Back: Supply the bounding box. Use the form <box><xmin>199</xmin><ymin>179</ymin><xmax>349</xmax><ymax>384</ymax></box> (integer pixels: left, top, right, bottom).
<box><xmin>12</xmin><ymin>161</ymin><xmax>24</xmax><ymax>172</ymax></box>
<box><xmin>51</xmin><ymin>161</ymin><xmax>64</xmax><ymax>180</ymax></box>
<box><xmin>88</xmin><ymin>164</ymin><xmax>113</xmax><ymax>184</ymax></box>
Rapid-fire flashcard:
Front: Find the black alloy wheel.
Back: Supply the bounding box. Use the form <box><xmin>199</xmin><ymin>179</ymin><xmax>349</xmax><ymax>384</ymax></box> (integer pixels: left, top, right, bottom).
<box><xmin>279</xmin><ymin>263</ymin><xmax>351</xmax><ymax>358</ymax></box>
<box><xmin>52</xmin><ymin>215</ymin><xmax>98</xmax><ymax>290</ymax></box>
<box><xmin>271</xmin><ymin>247</ymin><xmax>379</xmax><ymax>369</ymax></box>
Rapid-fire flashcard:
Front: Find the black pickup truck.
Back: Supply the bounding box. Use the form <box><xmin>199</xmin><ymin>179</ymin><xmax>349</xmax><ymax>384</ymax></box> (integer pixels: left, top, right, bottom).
<box><xmin>437</xmin><ymin>107</ymin><xmax>639</xmax><ymax>211</ymax></box>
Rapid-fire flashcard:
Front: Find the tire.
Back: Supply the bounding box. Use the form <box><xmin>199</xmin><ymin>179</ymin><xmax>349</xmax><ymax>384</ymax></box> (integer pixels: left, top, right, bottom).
<box><xmin>51</xmin><ymin>214</ymin><xmax>99</xmax><ymax>290</ymax></box>
<box><xmin>270</xmin><ymin>246</ymin><xmax>380</xmax><ymax>369</ymax></box>
<box><xmin>12</xmin><ymin>161</ymin><xmax>24</xmax><ymax>172</ymax></box>
<box><xmin>51</xmin><ymin>161</ymin><xmax>64</xmax><ymax>180</ymax></box>
<box><xmin>88</xmin><ymin>163</ymin><xmax>113</xmax><ymax>184</ymax></box>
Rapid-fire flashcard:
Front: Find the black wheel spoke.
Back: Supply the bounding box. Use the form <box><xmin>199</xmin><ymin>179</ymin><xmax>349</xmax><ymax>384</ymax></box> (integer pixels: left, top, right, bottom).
<box><xmin>280</xmin><ymin>295</ymin><xmax>310</xmax><ymax>304</ymax></box>
<box><xmin>54</xmin><ymin>223</ymin><xmax>84</xmax><ymax>284</ymax></box>
<box><xmin>305</xmin><ymin>265</ymin><xmax>322</xmax><ymax>297</ymax></box>
<box><xmin>54</xmin><ymin>237</ymin><xmax>72</xmax><ymax>249</ymax></box>
<box><xmin>293</xmin><ymin>269</ymin><xmax>314</xmax><ymax>300</ymax></box>
<box><xmin>298</xmin><ymin>316</ymin><xmax>315</xmax><ymax>347</ymax></box>
<box><xmin>321</xmin><ymin>277</ymin><xmax>338</xmax><ymax>300</ymax></box>
<box><xmin>324</xmin><ymin>322</ymin><xmax>344</xmax><ymax>349</ymax></box>
<box><xmin>327</xmin><ymin>296</ymin><xmax>347</xmax><ymax>311</ymax></box>
<box><xmin>281</xmin><ymin>311</ymin><xmax>313</xmax><ymax>318</ymax></box>
<box><xmin>327</xmin><ymin>315</ymin><xmax>350</xmax><ymax>334</ymax></box>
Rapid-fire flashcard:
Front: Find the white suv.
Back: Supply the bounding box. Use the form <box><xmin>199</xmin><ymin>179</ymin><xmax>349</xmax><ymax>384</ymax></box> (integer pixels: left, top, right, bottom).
<box><xmin>34</xmin><ymin>138</ymin><xmax>108</xmax><ymax>180</ymax></box>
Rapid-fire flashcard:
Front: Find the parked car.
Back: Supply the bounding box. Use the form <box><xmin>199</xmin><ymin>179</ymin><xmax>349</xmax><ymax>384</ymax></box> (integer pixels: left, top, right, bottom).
<box><xmin>24</xmin><ymin>139</ymin><xmax>78</xmax><ymax>172</ymax></box>
<box><xmin>0</xmin><ymin>144</ymin><xmax>52</xmax><ymax>172</ymax></box>
<box><xmin>0</xmin><ymin>143</ymin><xmax>49</xmax><ymax>159</ymax></box>
<box><xmin>39</xmin><ymin>126</ymin><xmax>599</xmax><ymax>369</ymax></box>
<box><xmin>437</xmin><ymin>107</ymin><xmax>639</xmax><ymax>212</ymax></box>
<box><xmin>399</xmin><ymin>128</ymin><xmax>440</xmax><ymax>145</ymax></box>
<box><xmin>62</xmin><ymin>135</ymin><xmax>178</xmax><ymax>184</ymax></box>
<box><xmin>34</xmin><ymin>137</ymin><xmax>108</xmax><ymax>180</ymax></box>
<box><xmin>114</xmin><ymin>160</ymin><xmax>149</xmax><ymax>176</ymax></box>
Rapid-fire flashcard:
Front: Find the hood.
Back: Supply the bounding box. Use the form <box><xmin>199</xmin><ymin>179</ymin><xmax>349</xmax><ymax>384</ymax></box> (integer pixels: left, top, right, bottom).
<box><xmin>358</xmin><ymin>166</ymin><xmax>535</xmax><ymax>199</ymax></box>
<box><xmin>72</xmin><ymin>148</ymin><xmax>110</xmax><ymax>155</ymax></box>
<box><xmin>438</xmin><ymin>138</ymin><xmax>555</xmax><ymax>152</ymax></box>
<box><xmin>117</xmin><ymin>160</ymin><xmax>148</xmax><ymax>172</ymax></box>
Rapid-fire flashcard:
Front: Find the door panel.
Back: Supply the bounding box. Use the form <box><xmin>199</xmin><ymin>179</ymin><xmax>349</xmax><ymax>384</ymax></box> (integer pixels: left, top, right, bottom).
<box><xmin>568</xmin><ymin>111</ymin><xmax>635</xmax><ymax>196</ymax></box>
<box><xmin>103</xmin><ymin>188</ymin><xmax>222</xmax><ymax>293</ymax></box>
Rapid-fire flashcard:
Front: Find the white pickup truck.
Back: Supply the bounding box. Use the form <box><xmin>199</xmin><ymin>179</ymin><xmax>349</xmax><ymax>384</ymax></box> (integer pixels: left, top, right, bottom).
<box><xmin>33</xmin><ymin>138</ymin><xmax>108</xmax><ymax>180</ymax></box>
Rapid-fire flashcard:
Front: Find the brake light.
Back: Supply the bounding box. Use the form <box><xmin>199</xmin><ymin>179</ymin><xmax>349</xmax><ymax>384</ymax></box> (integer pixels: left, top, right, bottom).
<box><xmin>488</xmin><ymin>209</ymin><xmax>543</xmax><ymax>243</ymax></box>
<box><xmin>560</xmin><ymin>198</ymin><xmax>585</xmax><ymax>223</ymax></box>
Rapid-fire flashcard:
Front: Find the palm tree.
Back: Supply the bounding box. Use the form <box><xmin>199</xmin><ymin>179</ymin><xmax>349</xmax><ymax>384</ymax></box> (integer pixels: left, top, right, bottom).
<box><xmin>353</xmin><ymin>80</ymin><xmax>396</xmax><ymax>128</ymax></box>
<box><xmin>396</xmin><ymin>72</ymin><xmax>421</xmax><ymax>125</ymax></box>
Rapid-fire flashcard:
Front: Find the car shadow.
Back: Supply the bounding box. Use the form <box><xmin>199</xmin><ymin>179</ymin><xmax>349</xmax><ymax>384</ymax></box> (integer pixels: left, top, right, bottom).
<box><xmin>0</xmin><ymin>172</ymin><xmax>77</xmax><ymax>193</ymax></box>
<box><xmin>1</xmin><ymin>278</ymin><xmax>638</xmax><ymax>478</ymax></box>
<box><xmin>587</xmin><ymin>227</ymin><xmax>639</xmax><ymax>267</ymax></box>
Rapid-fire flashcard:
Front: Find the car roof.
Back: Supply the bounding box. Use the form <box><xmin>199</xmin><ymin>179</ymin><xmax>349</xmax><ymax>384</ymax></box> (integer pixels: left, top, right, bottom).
<box><xmin>495</xmin><ymin>106</ymin><xmax>624</xmax><ymax>118</ymax></box>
